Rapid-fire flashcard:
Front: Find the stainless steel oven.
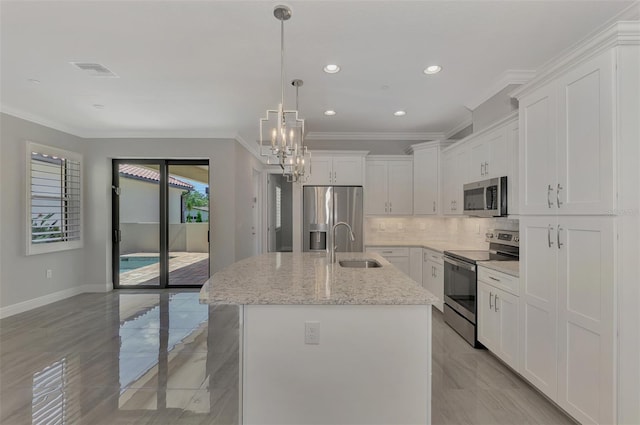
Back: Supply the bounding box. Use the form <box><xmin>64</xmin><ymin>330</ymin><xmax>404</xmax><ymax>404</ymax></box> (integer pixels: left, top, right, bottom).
<box><xmin>443</xmin><ymin>229</ymin><xmax>519</xmax><ymax>347</ymax></box>
<box><xmin>463</xmin><ymin>176</ymin><xmax>507</xmax><ymax>217</ymax></box>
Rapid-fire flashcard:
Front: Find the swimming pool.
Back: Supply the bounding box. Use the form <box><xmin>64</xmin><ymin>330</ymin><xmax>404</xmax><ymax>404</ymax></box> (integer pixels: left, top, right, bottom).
<box><xmin>119</xmin><ymin>256</ymin><xmax>160</xmax><ymax>272</ymax></box>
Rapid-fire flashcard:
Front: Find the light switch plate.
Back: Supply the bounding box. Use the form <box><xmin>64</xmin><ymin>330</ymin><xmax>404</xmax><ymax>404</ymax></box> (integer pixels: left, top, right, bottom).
<box><xmin>305</xmin><ymin>321</ymin><xmax>320</xmax><ymax>345</ymax></box>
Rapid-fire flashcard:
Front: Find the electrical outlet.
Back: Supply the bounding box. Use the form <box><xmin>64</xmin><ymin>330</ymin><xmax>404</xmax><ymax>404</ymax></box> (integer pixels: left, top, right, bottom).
<box><xmin>46</xmin><ymin>269</ymin><xmax>52</xmax><ymax>279</ymax></box>
<box><xmin>379</xmin><ymin>223</ymin><xmax>386</xmax><ymax>231</ymax></box>
<box><xmin>305</xmin><ymin>321</ymin><xmax>320</xmax><ymax>345</ymax></box>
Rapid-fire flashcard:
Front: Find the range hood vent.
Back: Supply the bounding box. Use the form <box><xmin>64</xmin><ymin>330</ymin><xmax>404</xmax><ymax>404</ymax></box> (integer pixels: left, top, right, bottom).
<box><xmin>70</xmin><ymin>62</ymin><xmax>118</xmax><ymax>78</ymax></box>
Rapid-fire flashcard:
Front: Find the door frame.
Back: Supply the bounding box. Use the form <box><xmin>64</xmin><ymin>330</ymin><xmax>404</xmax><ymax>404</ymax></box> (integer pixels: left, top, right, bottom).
<box><xmin>112</xmin><ymin>159</ymin><xmax>209</xmax><ymax>289</ymax></box>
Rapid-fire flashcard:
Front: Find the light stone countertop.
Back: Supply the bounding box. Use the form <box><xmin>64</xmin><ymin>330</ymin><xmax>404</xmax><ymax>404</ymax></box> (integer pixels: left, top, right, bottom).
<box><xmin>199</xmin><ymin>251</ymin><xmax>438</xmax><ymax>306</ymax></box>
<box><xmin>478</xmin><ymin>260</ymin><xmax>520</xmax><ymax>277</ymax></box>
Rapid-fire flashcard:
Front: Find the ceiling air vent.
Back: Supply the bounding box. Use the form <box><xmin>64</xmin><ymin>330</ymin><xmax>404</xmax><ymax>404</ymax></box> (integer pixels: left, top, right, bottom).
<box><xmin>70</xmin><ymin>62</ymin><xmax>119</xmax><ymax>78</ymax></box>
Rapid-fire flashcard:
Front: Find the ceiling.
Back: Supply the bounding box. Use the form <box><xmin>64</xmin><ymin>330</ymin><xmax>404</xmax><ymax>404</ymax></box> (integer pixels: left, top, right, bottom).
<box><xmin>1</xmin><ymin>1</ymin><xmax>636</xmax><ymax>152</ymax></box>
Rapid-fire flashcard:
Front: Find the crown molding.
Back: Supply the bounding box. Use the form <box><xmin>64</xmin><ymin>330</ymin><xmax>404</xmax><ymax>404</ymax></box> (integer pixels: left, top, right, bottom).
<box><xmin>308</xmin><ymin>150</ymin><xmax>370</xmax><ymax>156</ymax></box>
<box><xmin>1</xmin><ymin>105</ymin><xmax>86</xmax><ymax>138</ymax></box>
<box><xmin>464</xmin><ymin>70</ymin><xmax>536</xmax><ymax>111</ymax></box>
<box><xmin>511</xmin><ymin>20</ymin><xmax>640</xmax><ymax>99</ymax></box>
<box><xmin>234</xmin><ymin>133</ymin><xmax>264</xmax><ymax>162</ymax></box>
<box><xmin>305</xmin><ymin>131</ymin><xmax>445</xmax><ymax>141</ymax></box>
<box><xmin>442</xmin><ymin>111</ymin><xmax>518</xmax><ymax>153</ymax></box>
<box><xmin>444</xmin><ymin>116</ymin><xmax>473</xmax><ymax>139</ymax></box>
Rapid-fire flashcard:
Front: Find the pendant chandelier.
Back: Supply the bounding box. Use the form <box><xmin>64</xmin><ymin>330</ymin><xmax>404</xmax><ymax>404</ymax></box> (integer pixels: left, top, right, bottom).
<box><xmin>259</xmin><ymin>5</ymin><xmax>310</xmax><ymax>183</ymax></box>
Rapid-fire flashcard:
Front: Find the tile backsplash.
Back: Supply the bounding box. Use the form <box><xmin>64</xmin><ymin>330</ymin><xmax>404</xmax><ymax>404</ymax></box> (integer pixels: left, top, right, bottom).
<box><xmin>365</xmin><ymin>216</ymin><xmax>519</xmax><ymax>249</ymax></box>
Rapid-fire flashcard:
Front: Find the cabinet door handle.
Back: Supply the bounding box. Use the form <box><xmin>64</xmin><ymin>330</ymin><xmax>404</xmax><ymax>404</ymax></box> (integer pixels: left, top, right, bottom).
<box><xmin>557</xmin><ymin>226</ymin><xmax>563</xmax><ymax>249</ymax></box>
<box><xmin>547</xmin><ymin>185</ymin><xmax>554</xmax><ymax>208</ymax></box>
<box><xmin>485</xmin><ymin>162</ymin><xmax>489</xmax><ymax>175</ymax></box>
<box><xmin>480</xmin><ymin>163</ymin><xmax>484</xmax><ymax>176</ymax></box>
<box><xmin>548</xmin><ymin>225</ymin><xmax>554</xmax><ymax>248</ymax></box>
<box><xmin>433</xmin><ymin>266</ymin><xmax>436</xmax><ymax>277</ymax></box>
<box><xmin>556</xmin><ymin>183</ymin><xmax>563</xmax><ymax>208</ymax></box>
<box><xmin>489</xmin><ymin>276</ymin><xmax>500</xmax><ymax>282</ymax></box>
<box><xmin>433</xmin><ymin>201</ymin><xmax>436</xmax><ymax>212</ymax></box>
<box><xmin>494</xmin><ymin>294</ymin><xmax>499</xmax><ymax>312</ymax></box>
<box><xmin>334</xmin><ymin>171</ymin><xmax>337</xmax><ymax>182</ymax></box>
<box><xmin>489</xmin><ymin>291</ymin><xmax>493</xmax><ymax>310</ymax></box>
<box><xmin>389</xmin><ymin>202</ymin><xmax>392</xmax><ymax>213</ymax></box>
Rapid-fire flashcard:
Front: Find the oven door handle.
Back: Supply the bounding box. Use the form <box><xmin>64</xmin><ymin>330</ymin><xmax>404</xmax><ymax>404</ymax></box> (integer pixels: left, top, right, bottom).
<box><xmin>444</xmin><ymin>257</ymin><xmax>476</xmax><ymax>272</ymax></box>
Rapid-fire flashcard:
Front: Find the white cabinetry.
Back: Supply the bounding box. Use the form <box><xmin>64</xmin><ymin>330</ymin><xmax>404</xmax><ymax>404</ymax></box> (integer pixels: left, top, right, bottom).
<box><xmin>519</xmin><ymin>50</ymin><xmax>615</xmax><ymax>215</ymax></box>
<box><xmin>409</xmin><ymin>247</ymin><xmax>423</xmax><ymax>284</ymax></box>
<box><xmin>477</xmin><ymin>267</ymin><xmax>519</xmax><ymax>370</ymax></box>
<box><xmin>412</xmin><ymin>141</ymin><xmax>452</xmax><ymax>215</ymax></box>
<box><xmin>520</xmin><ymin>216</ymin><xmax>615</xmax><ymax>424</ymax></box>
<box><xmin>365</xmin><ymin>157</ymin><xmax>413</xmax><ymax>215</ymax></box>
<box><xmin>365</xmin><ymin>247</ymin><xmax>410</xmax><ymax>276</ymax></box>
<box><xmin>422</xmin><ymin>249</ymin><xmax>443</xmax><ymax>312</ymax></box>
<box><xmin>468</xmin><ymin>127</ymin><xmax>508</xmax><ymax>181</ymax></box>
<box><xmin>441</xmin><ymin>146</ymin><xmax>469</xmax><ymax>215</ymax></box>
<box><xmin>305</xmin><ymin>153</ymin><xmax>365</xmax><ymax>186</ymax></box>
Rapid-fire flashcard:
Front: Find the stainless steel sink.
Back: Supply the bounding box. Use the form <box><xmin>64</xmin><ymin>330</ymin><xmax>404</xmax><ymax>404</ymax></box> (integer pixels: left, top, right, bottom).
<box><xmin>339</xmin><ymin>259</ymin><xmax>382</xmax><ymax>268</ymax></box>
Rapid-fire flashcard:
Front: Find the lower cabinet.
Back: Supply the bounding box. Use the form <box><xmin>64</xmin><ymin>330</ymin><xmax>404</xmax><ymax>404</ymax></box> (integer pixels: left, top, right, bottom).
<box><xmin>365</xmin><ymin>247</ymin><xmax>410</xmax><ymax>276</ymax></box>
<box><xmin>422</xmin><ymin>249</ymin><xmax>444</xmax><ymax>312</ymax></box>
<box><xmin>520</xmin><ymin>216</ymin><xmax>615</xmax><ymax>424</ymax></box>
<box><xmin>477</xmin><ymin>274</ymin><xmax>519</xmax><ymax>371</ymax></box>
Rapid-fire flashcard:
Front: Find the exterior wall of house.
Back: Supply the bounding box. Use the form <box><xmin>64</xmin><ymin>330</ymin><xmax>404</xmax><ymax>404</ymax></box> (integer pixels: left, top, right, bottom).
<box><xmin>118</xmin><ymin>177</ymin><xmax>185</xmax><ymax>224</ymax></box>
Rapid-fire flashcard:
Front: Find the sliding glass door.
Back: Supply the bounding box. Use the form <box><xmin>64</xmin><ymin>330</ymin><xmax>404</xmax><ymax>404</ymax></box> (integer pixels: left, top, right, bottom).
<box><xmin>112</xmin><ymin>160</ymin><xmax>210</xmax><ymax>288</ymax></box>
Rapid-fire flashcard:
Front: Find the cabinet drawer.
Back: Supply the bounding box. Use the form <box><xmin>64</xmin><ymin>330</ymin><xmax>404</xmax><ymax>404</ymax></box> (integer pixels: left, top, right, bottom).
<box><xmin>366</xmin><ymin>247</ymin><xmax>410</xmax><ymax>257</ymax></box>
<box><xmin>423</xmin><ymin>249</ymin><xmax>443</xmax><ymax>265</ymax></box>
<box><xmin>478</xmin><ymin>267</ymin><xmax>519</xmax><ymax>296</ymax></box>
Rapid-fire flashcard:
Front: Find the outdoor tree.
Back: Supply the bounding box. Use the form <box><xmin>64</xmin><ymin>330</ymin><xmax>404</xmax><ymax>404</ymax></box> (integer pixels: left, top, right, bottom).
<box><xmin>183</xmin><ymin>190</ymin><xmax>208</xmax><ymax>223</ymax></box>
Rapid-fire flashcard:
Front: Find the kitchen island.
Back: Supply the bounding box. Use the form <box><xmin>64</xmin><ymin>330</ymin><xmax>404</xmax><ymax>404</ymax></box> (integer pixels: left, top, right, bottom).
<box><xmin>200</xmin><ymin>251</ymin><xmax>436</xmax><ymax>425</ymax></box>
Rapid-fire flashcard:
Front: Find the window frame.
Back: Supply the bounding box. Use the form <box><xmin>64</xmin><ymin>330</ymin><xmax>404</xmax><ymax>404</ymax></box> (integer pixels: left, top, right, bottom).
<box><xmin>26</xmin><ymin>142</ymin><xmax>83</xmax><ymax>255</ymax></box>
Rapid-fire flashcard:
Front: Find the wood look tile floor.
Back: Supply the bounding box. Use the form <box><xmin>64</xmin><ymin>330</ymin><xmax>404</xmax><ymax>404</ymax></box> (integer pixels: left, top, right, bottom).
<box><xmin>0</xmin><ymin>290</ymin><xmax>575</xmax><ymax>425</ymax></box>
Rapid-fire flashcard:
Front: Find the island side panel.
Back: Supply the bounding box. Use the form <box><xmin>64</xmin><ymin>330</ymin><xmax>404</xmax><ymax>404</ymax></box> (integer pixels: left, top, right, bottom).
<box><xmin>242</xmin><ymin>304</ymin><xmax>432</xmax><ymax>425</ymax></box>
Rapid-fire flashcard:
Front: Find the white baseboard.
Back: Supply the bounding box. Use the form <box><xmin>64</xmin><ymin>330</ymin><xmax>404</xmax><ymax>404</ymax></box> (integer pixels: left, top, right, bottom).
<box><xmin>0</xmin><ymin>286</ymin><xmax>84</xmax><ymax>319</ymax></box>
<box><xmin>0</xmin><ymin>283</ymin><xmax>115</xmax><ymax>318</ymax></box>
<box><xmin>81</xmin><ymin>283</ymin><xmax>113</xmax><ymax>293</ymax></box>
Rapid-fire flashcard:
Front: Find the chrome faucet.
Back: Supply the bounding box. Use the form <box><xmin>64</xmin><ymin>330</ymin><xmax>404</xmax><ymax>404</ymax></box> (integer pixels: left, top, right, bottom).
<box><xmin>331</xmin><ymin>222</ymin><xmax>355</xmax><ymax>263</ymax></box>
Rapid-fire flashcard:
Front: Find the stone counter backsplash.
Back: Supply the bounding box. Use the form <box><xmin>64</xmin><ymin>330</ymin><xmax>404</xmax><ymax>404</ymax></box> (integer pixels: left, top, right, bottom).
<box><xmin>365</xmin><ymin>216</ymin><xmax>519</xmax><ymax>249</ymax></box>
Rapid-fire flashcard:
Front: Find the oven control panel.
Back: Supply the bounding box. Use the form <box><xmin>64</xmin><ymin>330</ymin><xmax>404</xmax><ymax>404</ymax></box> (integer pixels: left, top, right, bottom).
<box><xmin>485</xmin><ymin>229</ymin><xmax>519</xmax><ymax>247</ymax></box>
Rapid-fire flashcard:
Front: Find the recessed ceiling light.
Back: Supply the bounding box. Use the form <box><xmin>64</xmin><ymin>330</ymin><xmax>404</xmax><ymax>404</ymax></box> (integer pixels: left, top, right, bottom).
<box><xmin>423</xmin><ymin>65</ymin><xmax>442</xmax><ymax>75</ymax></box>
<box><xmin>394</xmin><ymin>110</ymin><xmax>406</xmax><ymax>117</ymax></box>
<box><xmin>92</xmin><ymin>104</ymin><xmax>105</xmax><ymax>109</ymax></box>
<box><xmin>28</xmin><ymin>79</ymin><xmax>41</xmax><ymax>84</ymax></box>
<box><xmin>324</xmin><ymin>110</ymin><xmax>336</xmax><ymax>116</ymax></box>
<box><xmin>323</xmin><ymin>64</ymin><xmax>341</xmax><ymax>74</ymax></box>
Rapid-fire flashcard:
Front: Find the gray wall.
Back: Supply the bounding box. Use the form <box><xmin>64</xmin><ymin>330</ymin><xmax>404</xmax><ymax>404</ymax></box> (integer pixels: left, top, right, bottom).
<box><xmin>0</xmin><ymin>112</ymin><xmax>263</xmax><ymax>310</ymax></box>
<box><xmin>471</xmin><ymin>84</ymin><xmax>520</xmax><ymax>132</ymax></box>
<box><xmin>0</xmin><ymin>114</ymin><xmax>88</xmax><ymax>308</ymax></box>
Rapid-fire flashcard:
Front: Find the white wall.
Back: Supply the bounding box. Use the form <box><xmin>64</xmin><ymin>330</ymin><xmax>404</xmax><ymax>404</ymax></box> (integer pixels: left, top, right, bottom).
<box><xmin>0</xmin><ymin>114</ymin><xmax>89</xmax><ymax>310</ymax></box>
<box><xmin>0</xmin><ymin>113</ymin><xmax>265</xmax><ymax>314</ymax></box>
<box><xmin>83</xmin><ymin>137</ymin><xmax>244</xmax><ymax>290</ymax></box>
<box><xmin>234</xmin><ymin>142</ymin><xmax>264</xmax><ymax>261</ymax></box>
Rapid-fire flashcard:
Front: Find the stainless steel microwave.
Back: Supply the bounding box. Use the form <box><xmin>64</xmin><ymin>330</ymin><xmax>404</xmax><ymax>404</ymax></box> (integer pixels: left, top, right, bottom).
<box><xmin>463</xmin><ymin>176</ymin><xmax>507</xmax><ymax>217</ymax></box>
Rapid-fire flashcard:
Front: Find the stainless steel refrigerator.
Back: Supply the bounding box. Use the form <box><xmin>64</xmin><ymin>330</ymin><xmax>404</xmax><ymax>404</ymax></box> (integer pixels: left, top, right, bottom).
<box><xmin>303</xmin><ymin>186</ymin><xmax>363</xmax><ymax>253</ymax></box>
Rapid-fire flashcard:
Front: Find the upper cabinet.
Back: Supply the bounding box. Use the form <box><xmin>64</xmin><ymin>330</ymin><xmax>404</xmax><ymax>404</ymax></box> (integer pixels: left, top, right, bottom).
<box><xmin>304</xmin><ymin>153</ymin><xmax>366</xmax><ymax>186</ymax></box>
<box><xmin>517</xmin><ymin>50</ymin><xmax>615</xmax><ymax>215</ymax></box>
<box><xmin>412</xmin><ymin>141</ymin><xmax>452</xmax><ymax>215</ymax></box>
<box><xmin>365</xmin><ymin>157</ymin><xmax>413</xmax><ymax>215</ymax></box>
<box><xmin>441</xmin><ymin>146</ymin><xmax>469</xmax><ymax>215</ymax></box>
<box><xmin>440</xmin><ymin>112</ymin><xmax>518</xmax><ymax>216</ymax></box>
<box><xmin>468</xmin><ymin>127</ymin><xmax>508</xmax><ymax>181</ymax></box>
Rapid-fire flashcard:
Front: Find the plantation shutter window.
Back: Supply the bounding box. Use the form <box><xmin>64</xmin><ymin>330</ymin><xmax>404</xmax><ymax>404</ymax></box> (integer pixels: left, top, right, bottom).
<box><xmin>27</xmin><ymin>142</ymin><xmax>83</xmax><ymax>255</ymax></box>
